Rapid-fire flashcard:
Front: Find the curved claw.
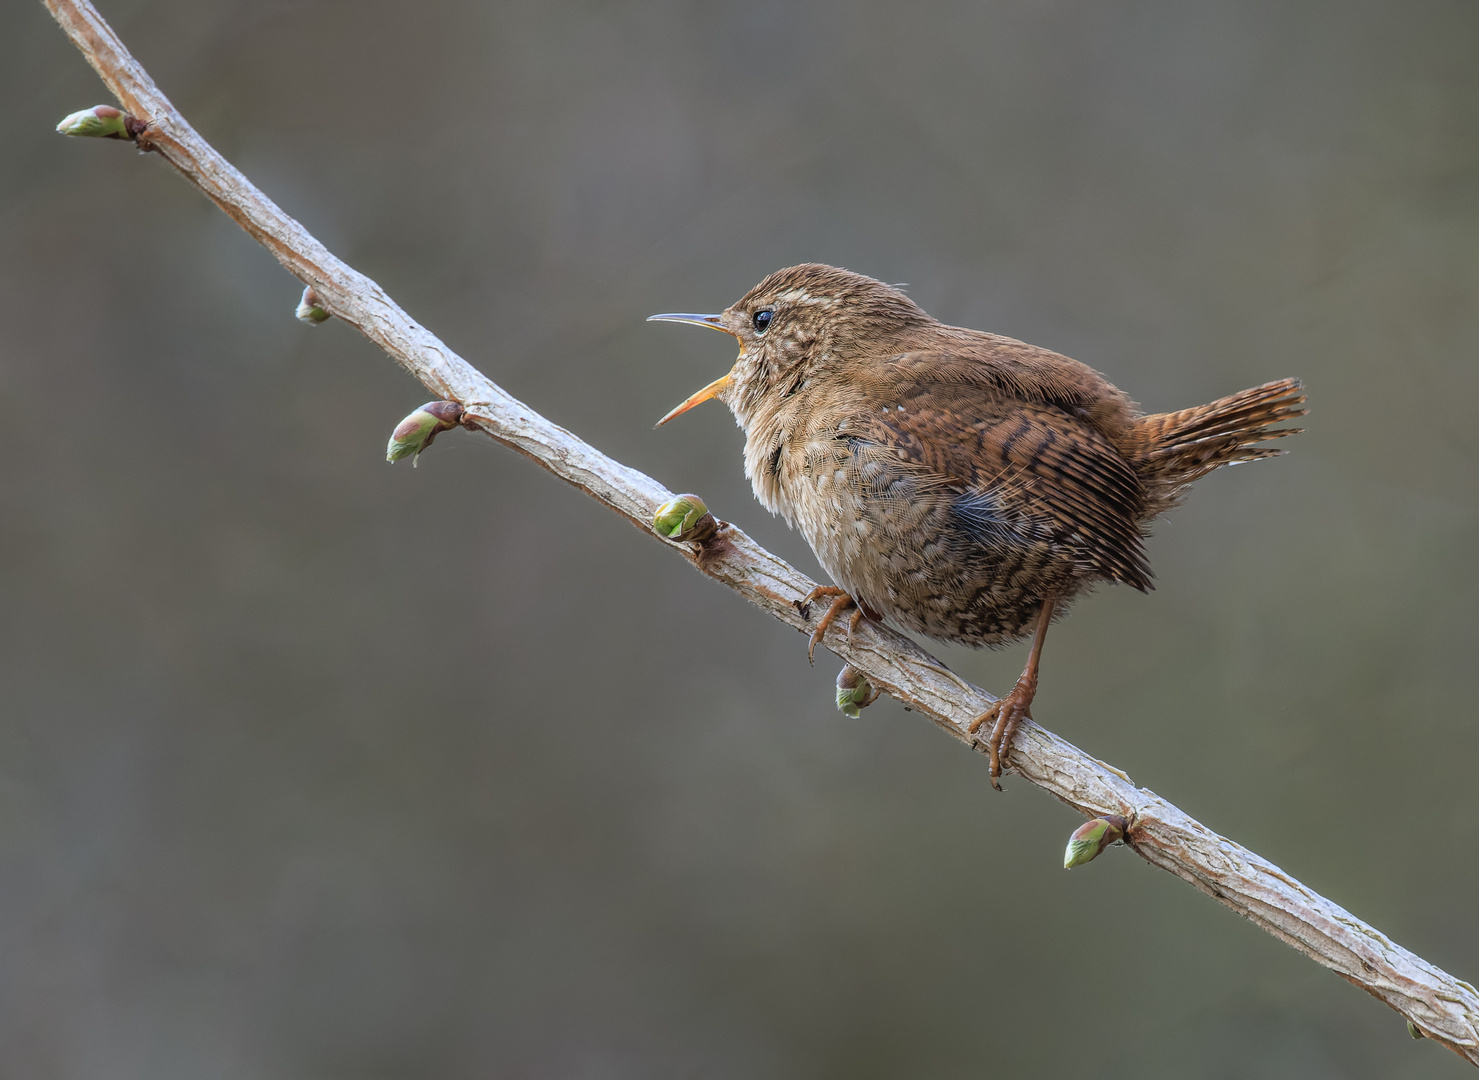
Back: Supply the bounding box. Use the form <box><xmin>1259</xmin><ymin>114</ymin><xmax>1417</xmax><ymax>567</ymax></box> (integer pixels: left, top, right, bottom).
<box><xmin>797</xmin><ymin>586</ymin><xmax>854</xmax><ymax>665</ymax></box>
<box><xmin>968</xmin><ymin>598</ymin><xmax>1054</xmax><ymax>791</ymax></box>
<box><xmin>968</xmin><ymin>678</ymin><xmax>1036</xmax><ymax>791</ymax></box>
<box><xmin>807</xmin><ymin>594</ymin><xmax>855</xmax><ymax>664</ymax></box>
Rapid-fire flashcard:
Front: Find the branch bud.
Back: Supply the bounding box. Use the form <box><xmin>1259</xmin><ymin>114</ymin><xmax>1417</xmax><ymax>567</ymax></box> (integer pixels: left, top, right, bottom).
<box><xmin>1407</xmin><ymin>1020</ymin><xmax>1425</xmax><ymax>1040</ymax></box>
<box><xmin>1063</xmin><ymin>814</ymin><xmax>1128</xmax><ymax>869</ymax></box>
<box><xmin>386</xmin><ymin>401</ymin><xmax>465</xmax><ymax>466</ymax></box>
<box><xmin>295</xmin><ymin>285</ymin><xmax>330</xmax><ymax>324</ymax></box>
<box><xmin>652</xmin><ymin>494</ymin><xmax>712</xmax><ymax>541</ymax></box>
<box><xmin>835</xmin><ymin>664</ymin><xmax>880</xmax><ymax>718</ymax></box>
<box><xmin>56</xmin><ymin>104</ymin><xmax>145</xmax><ymax>140</ymax></box>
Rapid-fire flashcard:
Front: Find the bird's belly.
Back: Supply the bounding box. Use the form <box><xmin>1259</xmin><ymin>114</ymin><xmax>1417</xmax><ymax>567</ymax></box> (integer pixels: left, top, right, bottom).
<box><xmin>785</xmin><ymin>464</ymin><xmax>1084</xmax><ymax>648</ymax></box>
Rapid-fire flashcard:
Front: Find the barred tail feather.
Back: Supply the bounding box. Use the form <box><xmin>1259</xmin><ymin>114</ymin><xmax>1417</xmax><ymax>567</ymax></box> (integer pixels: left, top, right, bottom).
<box><xmin>1133</xmin><ymin>378</ymin><xmax>1306</xmax><ymax>513</ymax></box>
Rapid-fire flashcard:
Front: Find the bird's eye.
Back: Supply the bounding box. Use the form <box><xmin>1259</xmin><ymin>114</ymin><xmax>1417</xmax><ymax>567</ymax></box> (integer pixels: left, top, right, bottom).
<box><xmin>752</xmin><ymin>309</ymin><xmax>774</xmax><ymax>333</ymax></box>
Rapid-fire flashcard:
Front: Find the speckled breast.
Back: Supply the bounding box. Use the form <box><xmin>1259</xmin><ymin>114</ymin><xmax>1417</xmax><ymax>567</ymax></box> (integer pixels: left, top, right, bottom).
<box><xmin>778</xmin><ymin>432</ymin><xmax>1089</xmax><ymax>648</ymax></box>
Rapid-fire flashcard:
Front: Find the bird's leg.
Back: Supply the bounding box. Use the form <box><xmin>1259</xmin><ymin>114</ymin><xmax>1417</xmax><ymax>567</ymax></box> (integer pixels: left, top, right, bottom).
<box><xmin>968</xmin><ymin>598</ymin><xmax>1056</xmax><ymax>790</ymax></box>
<box><xmin>797</xmin><ymin>586</ymin><xmax>854</xmax><ymax>664</ymax></box>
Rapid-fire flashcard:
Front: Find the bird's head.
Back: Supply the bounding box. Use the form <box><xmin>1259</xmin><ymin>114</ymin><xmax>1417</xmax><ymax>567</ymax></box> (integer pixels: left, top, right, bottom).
<box><xmin>649</xmin><ymin>263</ymin><xmax>930</xmax><ymax>429</ymax></box>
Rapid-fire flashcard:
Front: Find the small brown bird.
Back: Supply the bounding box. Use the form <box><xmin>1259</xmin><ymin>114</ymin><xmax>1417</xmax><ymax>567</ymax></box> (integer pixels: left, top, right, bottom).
<box><xmin>651</xmin><ymin>264</ymin><xmax>1305</xmax><ymax>787</ymax></box>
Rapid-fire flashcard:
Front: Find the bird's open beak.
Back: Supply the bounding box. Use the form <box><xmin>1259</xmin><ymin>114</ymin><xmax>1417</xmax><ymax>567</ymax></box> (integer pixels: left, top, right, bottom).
<box><xmin>647</xmin><ymin>313</ymin><xmax>741</xmax><ymax>427</ymax></box>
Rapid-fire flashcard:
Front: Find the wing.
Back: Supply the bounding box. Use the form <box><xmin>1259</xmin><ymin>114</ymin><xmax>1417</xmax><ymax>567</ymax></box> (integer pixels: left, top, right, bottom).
<box><xmin>838</xmin><ymin>368</ymin><xmax>1152</xmax><ymax>590</ymax></box>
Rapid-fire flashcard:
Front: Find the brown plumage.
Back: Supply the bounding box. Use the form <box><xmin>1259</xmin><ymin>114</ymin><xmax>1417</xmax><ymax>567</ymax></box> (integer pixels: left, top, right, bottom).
<box><xmin>651</xmin><ymin>264</ymin><xmax>1306</xmax><ymax>786</ymax></box>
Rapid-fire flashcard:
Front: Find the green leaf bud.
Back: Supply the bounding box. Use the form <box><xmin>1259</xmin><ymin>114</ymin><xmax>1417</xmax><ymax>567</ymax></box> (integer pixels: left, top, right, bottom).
<box><xmin>1063</xmin><ymin>814</ymin><xmax>1128</xmax><ymax>869</ymax></box>
<box><xmin>835</xmin><ymin>664</ymin><xmax>880</xmax><ymax>718</ymax></box>
<box><xmin>295</xmin><ymin>285</ymin><xmax>330</xmax><ymax>324</ymax></box>
<box><xmin>386</xmin><ymin>401</ymin><xmax>465</xmax><ymax>466</ymax></box>
<box><xmin>56</xmin><ymin>104</ymin><xmax>130</xmax><ymax>138</ymax></box>
<box><xmin>652</xmin><ymin>494</ymin><xmax>712</xmax><ymax>541</ymax></box>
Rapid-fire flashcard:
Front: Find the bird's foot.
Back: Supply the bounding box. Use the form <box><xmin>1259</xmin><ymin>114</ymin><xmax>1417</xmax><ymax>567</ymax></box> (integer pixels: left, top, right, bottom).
<box><xmin>968</xmin><ymin>671</ymin><xmax>1039</xmax><ymax>790</ymax></box>
<box><xmin>796</xmin><ymin>586</ymin><xmax>857</xmax><ymax>664</ymax></box>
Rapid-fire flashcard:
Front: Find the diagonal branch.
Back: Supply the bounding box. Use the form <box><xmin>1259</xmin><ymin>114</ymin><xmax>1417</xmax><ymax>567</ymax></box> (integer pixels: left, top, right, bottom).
<box><xmin>42</xmin><ymin>0</ymin><xmax>1479</xmax><ymax>1065</ymax></box>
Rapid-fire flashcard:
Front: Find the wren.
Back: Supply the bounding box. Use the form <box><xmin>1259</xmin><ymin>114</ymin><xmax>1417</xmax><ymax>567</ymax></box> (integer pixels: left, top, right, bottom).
<box><xmin>651</xmin><ymin>264</ymin><xmax>1305</xmax><ymax>787</ymax></box>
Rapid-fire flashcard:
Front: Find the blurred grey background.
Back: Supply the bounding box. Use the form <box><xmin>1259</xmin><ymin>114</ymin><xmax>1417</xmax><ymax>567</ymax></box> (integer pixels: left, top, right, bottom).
<box><xmin>4</xmin><ymin>0</ymin><xmax>1478</xmax><ymax>1076</ymax></box>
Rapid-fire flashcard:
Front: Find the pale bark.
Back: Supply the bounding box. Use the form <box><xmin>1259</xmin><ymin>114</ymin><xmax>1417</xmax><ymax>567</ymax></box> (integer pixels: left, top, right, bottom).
<box><xmin>41</xmin><ymin>0</ymin><xmax>1479</xmax><ymax>1065</ymax></box>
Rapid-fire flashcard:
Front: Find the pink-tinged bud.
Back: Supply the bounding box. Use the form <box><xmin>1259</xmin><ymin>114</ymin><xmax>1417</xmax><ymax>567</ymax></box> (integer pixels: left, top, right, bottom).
<box><xmin>56</xmin><ymin>105</ymin><xmax>127</xmax><ymax>138</ymax></box>
<box><xmin>295</xmin><ymin>285</ymin><xmax>330</xmax><ymax>324</ymax></box>
<box><xmin>386</xmin><ymin>401</ymin><xmax>466</xmax><ymax>466</ymax></box>
<box><xmin>1063</xmin><ymin>815</ymin><xmax>1129</xmax><ymax>868</ymax></box>
<box><xmin>835</xmin><ymin>664</ymin><xmax>880</xmax><ymax>717</ymax></box>
<box><xmin>55</xmin><ymin>104</ymin><xmax>146</xmax><ymax>140</ymax></box>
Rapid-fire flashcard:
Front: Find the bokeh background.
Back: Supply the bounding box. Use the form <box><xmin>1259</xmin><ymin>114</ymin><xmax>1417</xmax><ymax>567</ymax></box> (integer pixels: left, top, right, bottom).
<box><xmin>4</xmin><ymin>0</ymin><xmax>1478</xmax><ymax>1076</ymax></box>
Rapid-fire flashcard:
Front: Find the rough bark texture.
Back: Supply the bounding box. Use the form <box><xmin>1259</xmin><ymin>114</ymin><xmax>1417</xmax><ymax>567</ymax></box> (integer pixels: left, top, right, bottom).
<box><xmin>42</xmin><ymin>0</ymin><xmax>1479</xmax><ymax>1065</ymax></box>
